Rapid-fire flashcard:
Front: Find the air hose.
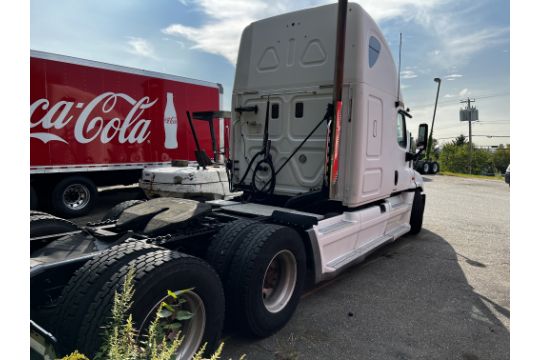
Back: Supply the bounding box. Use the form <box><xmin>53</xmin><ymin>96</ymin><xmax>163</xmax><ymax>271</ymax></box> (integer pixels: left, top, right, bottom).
<box><xmin>235</xmin><ymin>96</ymin><xmax>276</xmax><ymax>196</ymax></box>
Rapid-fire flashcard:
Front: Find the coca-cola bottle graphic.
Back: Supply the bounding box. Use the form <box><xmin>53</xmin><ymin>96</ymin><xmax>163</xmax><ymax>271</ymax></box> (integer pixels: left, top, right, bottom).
<box><xmin>164</xmin><ymin>92</ymin><xmax>178</xmax><ymax>149</ymax></box>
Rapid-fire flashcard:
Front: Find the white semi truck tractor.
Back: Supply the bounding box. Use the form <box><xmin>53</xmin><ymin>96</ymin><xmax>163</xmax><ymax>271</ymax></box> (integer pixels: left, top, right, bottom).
<box><xmin>30</xmin><ymin>2</ymin><xmax>428</xmax><ymax>359</ymax></box>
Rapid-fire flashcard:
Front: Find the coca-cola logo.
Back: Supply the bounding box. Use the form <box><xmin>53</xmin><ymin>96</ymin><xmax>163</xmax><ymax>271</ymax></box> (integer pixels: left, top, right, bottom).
<box><xmin>30</xmin><ymin>92</ymin><xmax>158</xmax><ymax>144</ymax></box>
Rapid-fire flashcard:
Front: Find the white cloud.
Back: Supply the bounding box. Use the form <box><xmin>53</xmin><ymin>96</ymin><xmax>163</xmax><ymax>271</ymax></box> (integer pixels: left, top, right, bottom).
<box><xmin>459</xmin><ymin>88</ymin><xmax>470</xmax><ymax>97</ymax></box>
<box><xmin>445</xmin><ymin>74</ymin><xmax>463</xmax><ymax>81</ymax></box>
<box><xmin>401</xmin><ymin>70</ymin><xmax>418</xmax><ymax>79</ymax></box>
<box><xmin>162</xmin><ymin>0</ymin><xmax>507</xmax><ymax>68</ymax></box>
<box><xmin>162</xmin><ymin>0</ymin><xmax>449</xmax><ymax>64</ymax></box>
<box><xmin>438</xmin><ymin>27</ymin><xmax>509</xmax><ymax>66</ymax></box>
<box><xmin>127</xmin><ymin>37</ymin><xmax>157</xmax><ymax>59</ymax></box>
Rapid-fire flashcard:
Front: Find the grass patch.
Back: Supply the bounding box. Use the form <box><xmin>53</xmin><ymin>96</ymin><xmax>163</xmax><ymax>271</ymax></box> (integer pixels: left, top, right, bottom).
<box><xmin>438</xmin><ymin>171</ymin><xmax>504</xmax><ymax>181</ymax></box>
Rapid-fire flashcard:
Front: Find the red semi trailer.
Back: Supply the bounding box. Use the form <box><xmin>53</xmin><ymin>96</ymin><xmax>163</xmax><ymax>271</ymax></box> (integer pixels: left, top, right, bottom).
<box><xmin>30</xmin><ymin>50</ymin><xmax>226</xmax><ymax>217</ymax></box>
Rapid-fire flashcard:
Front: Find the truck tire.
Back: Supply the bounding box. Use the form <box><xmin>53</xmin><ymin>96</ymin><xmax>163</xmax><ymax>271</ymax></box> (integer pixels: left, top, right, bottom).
<box><xmin>227</xmin><ymin>223</ymin><xmax>306</xmax><ymax>337</ymax></box>
<box><xmin>53</xmin><ymin>242</ymin><xmax>163</xmax><ymax>354</ymax></box>
<box><xmin>31</xmin><ymin>185</ymin><xmax>38</xmax><ymax>210</ymax></box>
<box><xmin>431</xmin><ymin>161</ymin><xmax>439</xmax><ymax>174</ymax></box>
<box><xmin>101</xmin><ymin>199</ymin><xmax>145</xmax><ymax>221</ymax></box>
<box><xmin>59</xmin><ymin>250</ymin><xmax>224</xmax><ymax>359</ymax></box>
<box><xmin>51</xmin><ymin>176</ymin><xmax>97</xmax><ymax>218</ymax></box>
<box><xmin>408</xmin><ymin>190</ymin><xmax>425</xmax><ymax>235</ymax></box>
<box><xmin>206</xmin><ymin>219</ymin><xmax>257</xmax><ymax>282</ymax></box>
<box><xmin>30</xmin><ymin>214</ymin><xmax>80</xmax><ymax>255</ymax></box>
<box><xmin>30</xmin><ymin>214</ymin><xmax>79</xmax><ymax>238</ymax></box>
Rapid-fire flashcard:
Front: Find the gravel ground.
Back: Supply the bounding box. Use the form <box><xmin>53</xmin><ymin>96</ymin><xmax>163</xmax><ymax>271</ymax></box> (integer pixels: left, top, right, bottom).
<box><xmin>71</xmin><ymin>175</ymin><xmax>510</xmax><ymax>360</ymax></box>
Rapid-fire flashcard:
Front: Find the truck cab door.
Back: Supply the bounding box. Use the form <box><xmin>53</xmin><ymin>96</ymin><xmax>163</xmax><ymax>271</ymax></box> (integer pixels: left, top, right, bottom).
<box><xmin>393</xmin><ymin>111</ymin><xmax>412</xmax><ymax>192</ymax></box>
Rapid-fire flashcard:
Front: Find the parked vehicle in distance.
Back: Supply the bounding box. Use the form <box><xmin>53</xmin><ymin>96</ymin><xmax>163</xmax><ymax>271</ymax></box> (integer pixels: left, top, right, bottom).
<box><xmin>30</xmin><ymin>51</ymin><xmax>225</xmax><ymax>217</ymax></box>
<box><xmin>505</xmin><ymin>164</ymin><xmax>510</xmax><ymax>184</ymax></box>
<box><xmin>30</xmin><ymin>2</ymin><xmax>430</xmax><ymax>359</ymax></box>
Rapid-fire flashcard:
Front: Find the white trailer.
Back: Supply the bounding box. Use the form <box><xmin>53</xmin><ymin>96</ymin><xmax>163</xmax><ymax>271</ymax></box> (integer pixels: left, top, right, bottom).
<box><xmin>30</xmin><ymin>2</ymin><xmax>428</xmax><ymax>359</ymax></box>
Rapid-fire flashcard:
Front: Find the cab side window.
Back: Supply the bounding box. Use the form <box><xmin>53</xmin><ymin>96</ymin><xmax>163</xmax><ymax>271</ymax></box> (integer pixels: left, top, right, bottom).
<box><xmin>396</xmin><ymin>113</ymin><xmax>407</xmax><ymax>148</ymax></box>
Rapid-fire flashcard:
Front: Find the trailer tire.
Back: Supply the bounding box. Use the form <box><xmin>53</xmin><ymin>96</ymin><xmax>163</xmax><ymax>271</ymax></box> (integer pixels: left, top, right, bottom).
<box><xmin>431</xmin><ymin>161</ymin><xmax>439</xmax><ymax>174</ymax></box>
<box><xmin>408</xmin><ymin>190</ymin><xmax>425</xmax><ymax>235</ymax></box>
<box><xmin>101</xmin><ymin>199</ymin><xmax>145</xmax><ymax>221</ymax></box>
<box><xmin>54</xmin><ymin>242</ymin><xmax>163</xmax><ymax>354</ymax></box>
<box><xmin>422</xmin><ymin>162</ymin><xmax>431</xmax><ymax>175</ymax></box>
<box><xmin>60</xmin><ymin>250</ymin><xmax>224</xmax><ymax>359</ymax></box>
<box><xmin>51</xmin><ymin>176</ymin><xmax>97</xmax><ymax>218</ymax></box>
<box><xmin>30</xmin><ymin>214</ymin><xmax>79</xmax><ymax>238</ymax></box>
<box><xmin>227</xmin><ymin>223</ymin><xmax>306</xmax><ymax>337</ymax></box>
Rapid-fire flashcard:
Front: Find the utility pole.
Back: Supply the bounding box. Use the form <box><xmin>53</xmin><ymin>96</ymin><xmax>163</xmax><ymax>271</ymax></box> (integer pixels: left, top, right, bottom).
<box><xmin>460</xmin><ymin>97</ymin><xmax>476</xmax><ymax>174</ymax></box>
<box><xmin>426</xmin><ymin>78</ymin><xmax>442</xmax><ymax>161</ymax></box>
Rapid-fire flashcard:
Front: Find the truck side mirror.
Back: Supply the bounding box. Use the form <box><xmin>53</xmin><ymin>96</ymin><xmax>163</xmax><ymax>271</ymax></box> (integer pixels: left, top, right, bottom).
<box><xmin>416</xmin><ymin>123</ymin><xmax>428</xmax><ymax>150</ymax></box>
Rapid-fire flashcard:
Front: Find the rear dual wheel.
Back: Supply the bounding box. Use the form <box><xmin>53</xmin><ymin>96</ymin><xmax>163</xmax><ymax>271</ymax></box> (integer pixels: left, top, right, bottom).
<box><xmin>225</xmin><ymin>223</ymin><xmax>306</xmax><ymax>337</ymax></box>
<box><xmin>54</xmin><ymin>243</ymin><xmax>224</xmax><ymax>359</ymax></box>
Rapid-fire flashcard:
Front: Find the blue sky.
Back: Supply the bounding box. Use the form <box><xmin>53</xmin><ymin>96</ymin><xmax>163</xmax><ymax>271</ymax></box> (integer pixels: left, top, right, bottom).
<box><xmin>30</xmin><ymin>0</ymin><xmax>509</xmax><ymax>146</ymax></box>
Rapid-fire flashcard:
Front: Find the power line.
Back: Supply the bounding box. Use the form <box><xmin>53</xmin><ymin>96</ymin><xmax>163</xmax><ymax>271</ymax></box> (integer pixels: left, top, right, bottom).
<box><xmin>411</xmin><ymin>92</ymin><xmax>509</xmax><ymax>109</ymax></box>
<box><xmin>437</xmin><ymin>135</ymin><xmax>510</xmax><ymax>140</ymax></box>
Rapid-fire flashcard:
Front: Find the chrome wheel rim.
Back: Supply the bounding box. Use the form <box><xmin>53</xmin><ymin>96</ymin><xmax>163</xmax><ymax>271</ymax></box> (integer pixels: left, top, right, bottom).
<box><xmin>140</xmin><ymin>290</ymin><xmax>206</xmax><ymax>360</ymax></box>
<box><xmin>261</xmin><ymin>250</ymin><xmax>297</xmax><ymax>313</ymax></box>
<box><xmin>423</xmin><ymin>163</ymin><xmax>430</xmax><ymax>173</ymax></box>
<box><xmin>62</xmin><ymin>184</ymin><xmax>90</xmax><ymax>210</ymax></box>
<box><xmin>432</xmin><ymin>163</ymin><xmax>438</xmax><ymax>172</ymax></box>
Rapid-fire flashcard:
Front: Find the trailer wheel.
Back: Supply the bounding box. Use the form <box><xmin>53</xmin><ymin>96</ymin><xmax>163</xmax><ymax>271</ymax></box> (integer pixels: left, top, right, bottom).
<box><xmin>51</xmin><ymin>176</ymin><xmax>97</xmax><ymax>218</ymax></box>
<box><xmin>101</xmin><ymin>199</ymin><xmax>145</xmax><ymax>221</ymax></box>
<box><xmin>59</xmin><ymin>249</ymin><xmax>224</xmax><ymax>359</ymax></box>
<box><xmin>227</xmin><ymin>223</ymin><xmax>306</xmax><ymax>337</ymax></box>
<box><xmin>422</xmin><ymin>162</ymin><xmax>431</xmax><ymax>175</ymax></box>
<box><xmin>431</xmin><ymin>161</ymin><xmax>439</xmax><ymax>174</ymax></box>
<box><xmin>408</xmin><ymin>189</ymin><xmax>425</xmax><ymax>235</ymax></box>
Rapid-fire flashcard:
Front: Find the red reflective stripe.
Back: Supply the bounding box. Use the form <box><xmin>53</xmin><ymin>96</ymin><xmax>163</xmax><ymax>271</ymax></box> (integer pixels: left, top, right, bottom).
<box><xmin>331</xmin><ymin>100</ymin><xmax>343</xmax><ymax>184</ymax></box>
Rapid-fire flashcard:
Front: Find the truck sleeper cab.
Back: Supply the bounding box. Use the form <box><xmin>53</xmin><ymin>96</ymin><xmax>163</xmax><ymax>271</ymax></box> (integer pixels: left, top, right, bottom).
<box><xmin>30</xmin><ymin>3</ymin><xmax>427</xmax><ymax>360</ymax></box>
<box><xmin>229</xmin><ymin>3</ymin><xmax>425</xmax><ymax>278</ymax></box>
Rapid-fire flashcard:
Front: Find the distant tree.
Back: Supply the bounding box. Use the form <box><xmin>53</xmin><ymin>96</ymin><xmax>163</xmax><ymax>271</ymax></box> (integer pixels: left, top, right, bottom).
<box><xmin>452</xmin><ymin>134</ymin><xmax>467</xmax><ymax>146</ymax></box>
<box><xmin>492</xmin><ymin>146</ymin><xmax>510</xmax><ymax>174</ymax></box>
<box><xmin>439</xmin><ymin>141</ymin><xmax>498</xmax><ymax>175</ymax></box>
<box><xmin>432</xmin><ymin>138</ymin><xmax>441</xmax><ymax>160</ymax></box>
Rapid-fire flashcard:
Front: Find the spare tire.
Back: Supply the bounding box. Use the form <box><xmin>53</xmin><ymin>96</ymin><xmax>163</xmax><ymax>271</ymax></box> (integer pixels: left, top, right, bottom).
<box><xmin>101</xmin><ymin>199</ymin><xmax>145</xmax><ymax>222</ymax></box>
